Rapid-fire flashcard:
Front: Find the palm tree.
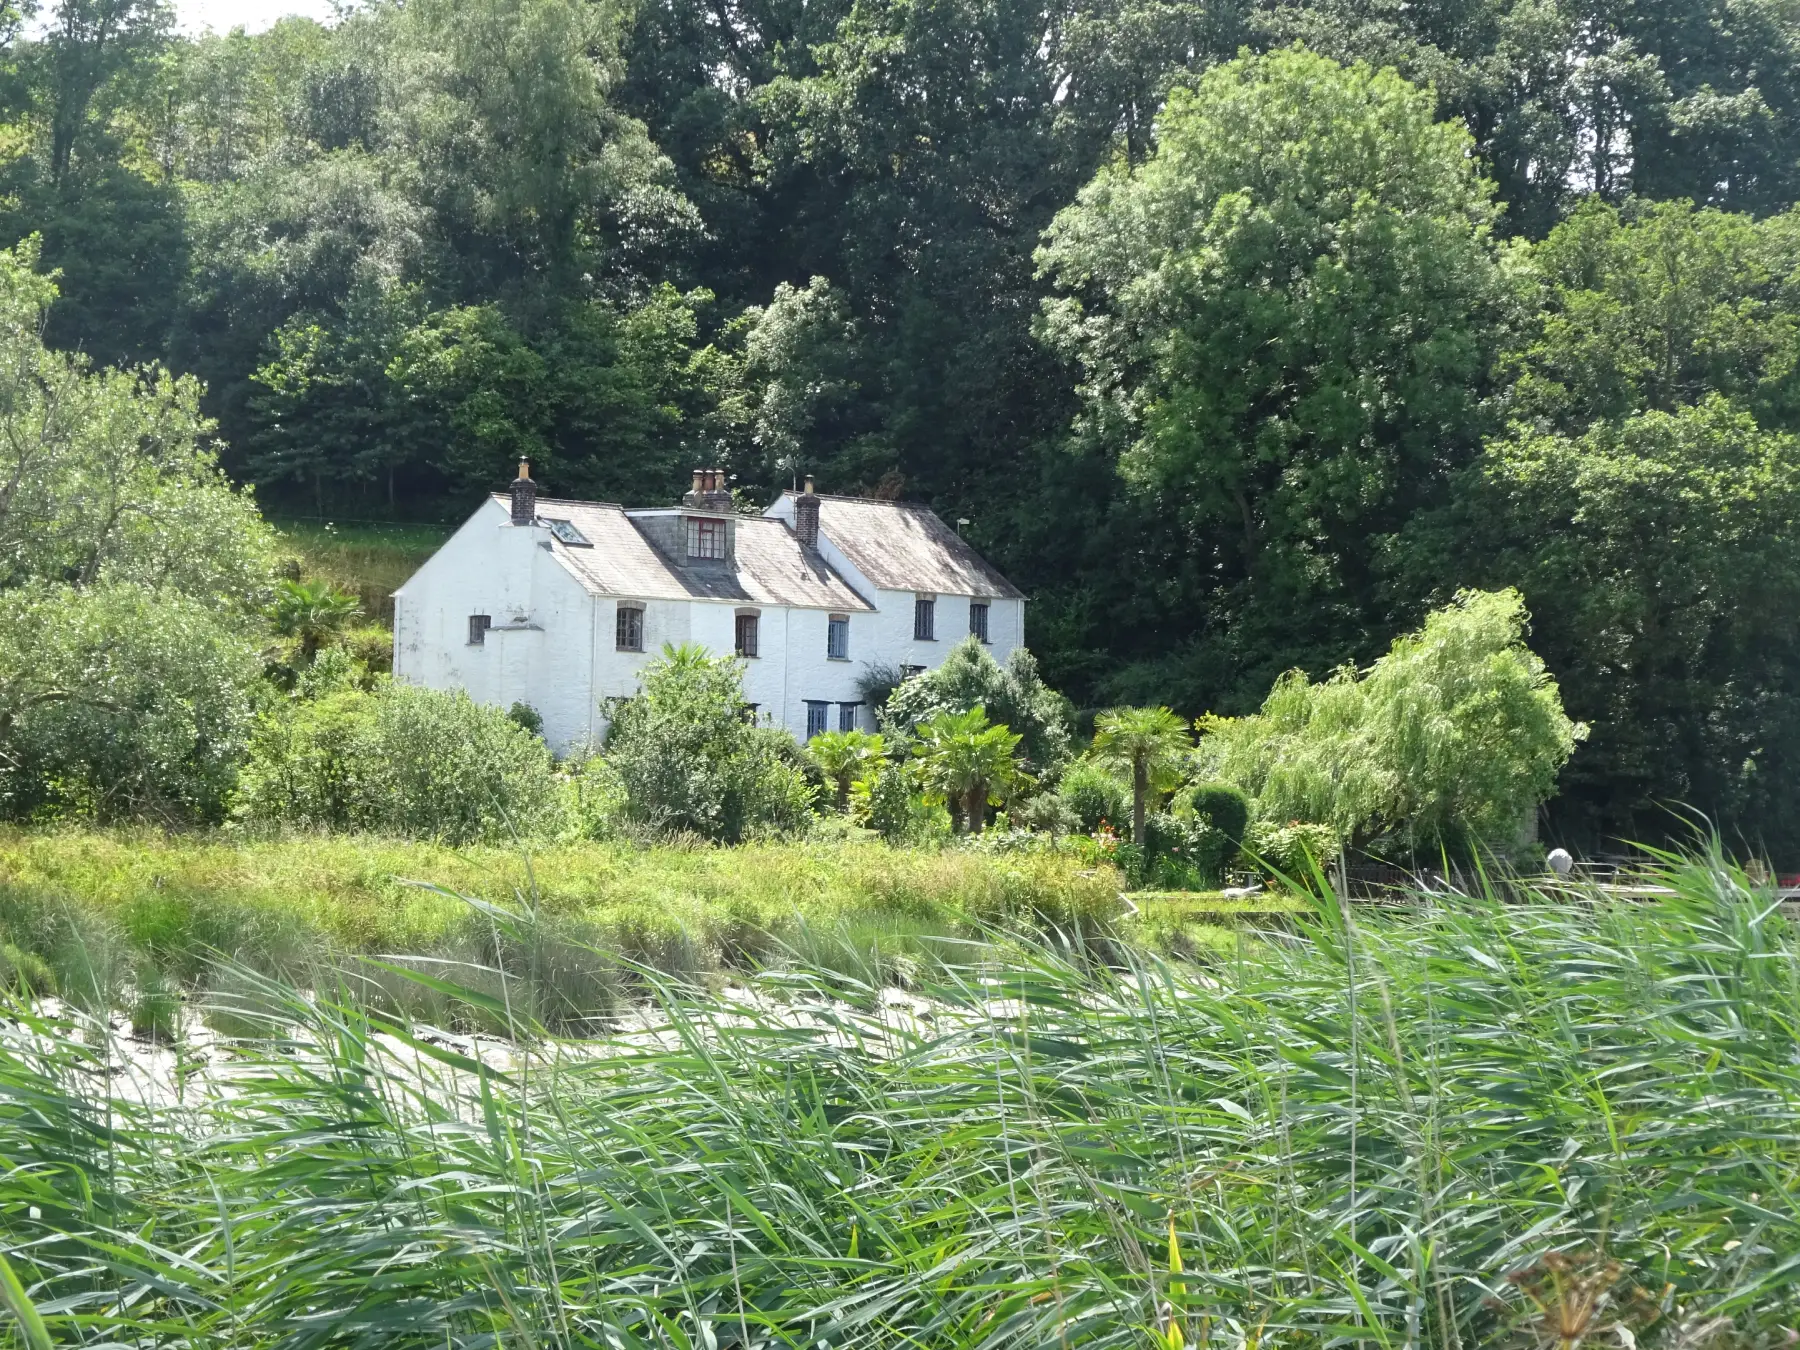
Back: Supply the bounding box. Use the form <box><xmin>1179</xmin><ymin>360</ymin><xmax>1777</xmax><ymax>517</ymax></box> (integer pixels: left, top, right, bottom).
<box><xmin>1091</xmin><ymin>706</ymin><xmax>1190</xmax><ymax>844</ymax></box>
<box><xmin>807</xmin><ymin>729</ymin><xmax>887</xmax><ymax>811</ymax></box>
<box><xmin>913</xmin><ymin>706</ymin><xmax>1023</xmax><ymax>835</ymax></box>
<box><xmin>270</xmin><ymin>578</ymin><xmax>362</xmax><ymax>665</ymax></box>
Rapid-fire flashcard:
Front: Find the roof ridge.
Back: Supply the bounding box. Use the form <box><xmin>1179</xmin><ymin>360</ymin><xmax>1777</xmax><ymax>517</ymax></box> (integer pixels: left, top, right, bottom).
<box><xmin>488</xmin><ymin>492</ymin><xmax>628</xmax><ymax>511</ymax></box>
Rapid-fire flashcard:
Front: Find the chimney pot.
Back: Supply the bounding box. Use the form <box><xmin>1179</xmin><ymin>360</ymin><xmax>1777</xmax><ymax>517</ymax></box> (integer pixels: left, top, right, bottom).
<box><xmin>509</xmin><ymin>461</ymin><xmax>537</xmax><ymax>525</ymax></box>
<box><xmin>683</xmin><ymin>466</ymin><xmax>733</xmax><ymax>511</ymax></box>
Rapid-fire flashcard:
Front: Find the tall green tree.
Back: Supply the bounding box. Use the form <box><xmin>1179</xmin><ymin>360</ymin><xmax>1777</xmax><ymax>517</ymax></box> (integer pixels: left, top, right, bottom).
<box><xmin>1039</xmin><ymin>47</ymin><xmax>1505</xmax><ymax>703</ymax></box>
<box><xmin>1405</xmin><ymin>399</ymin><xmax>1800</xmax><ymax>853</ymax></box>
<box><xmin>1196</xmin><ymin>589</ymin><xmax>1583</xmax><ymax>856</ymax></box>
<box><xmin>1501</xmin><ymin>198</ymin><xmax>1800</xmax><ymax>435</ymax></box>
<box><xmin>1256</xmin><ymin>0</ymin><xmax>1800</xmax><ymax>236</ymax></box>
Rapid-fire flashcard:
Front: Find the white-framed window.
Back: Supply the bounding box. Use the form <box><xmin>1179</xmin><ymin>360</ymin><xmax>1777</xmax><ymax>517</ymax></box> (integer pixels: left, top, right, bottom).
<box><xmin>468</xmin><ymin>614</ymin><xmax>492</xmax><ymax>645</ymax></box>
<box><xmin>735</xmin><ymin>611</ymin><xmax>760</xmax><ymax>659</ymax></box>
<box><xmin>914</xmin><ymin>594</ymin><xmax>936</xmax><ymax>641</ymax></box>
<box><xmin>838</xmin><ymin>702</ymin><xmax>860</xmax><ymax>732</ymax></box>
<box><xmin>805</xmin><ymin>701</ymin><xmax>831</xmax><ymax>740</ymax></box>
<box><xmin>616</xmin><ymin>605</ymin><xmax>644</xmax><ymax>651</ymax></box>
<box><xmin>969</xmin><ymin>601</ymin><xmax>990</xmax><ymax>643</ymax></box>
<box><xmin>827</xmin><ymin>614</ymin><xmax>850</xmax><ymax>660</ymax></box>
<box><xmin>687</xmin><ymin>517</ymin><xmax>727</xmax><ymax>560</ymax></box>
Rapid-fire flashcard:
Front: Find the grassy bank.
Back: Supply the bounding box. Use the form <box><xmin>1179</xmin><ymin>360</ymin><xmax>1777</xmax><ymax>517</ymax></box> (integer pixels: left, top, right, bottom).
<box><xmin>0</xmin><ymin>829</ymin><xmax>1123</xmax><ymax>1012</ymax></box>
<box><xmin>1</xmin><ymin>853</ymin><xmax>1794</xmax><ymax>1345</ymax></box>
<box><xmin>273</xmin><ymin>519</ymin><xmax>449</xmax><ymax>625</ymax></box>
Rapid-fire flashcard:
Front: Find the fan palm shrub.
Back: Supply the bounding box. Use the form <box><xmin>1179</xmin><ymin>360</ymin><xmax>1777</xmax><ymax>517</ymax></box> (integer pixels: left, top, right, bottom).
<box><xmin>1091</xmin><ymin>705</ymin><xmax>1190</xmax><ymax>843</ymax></box>
<box><xmin>913</xmin><ymin>705</ymin><xmax>1023</xmax><ymax>834</ymax></box>
<box><xmin>807</xmin><ymin>729</ymin><xmax>886</xmax><ymax>811</ymax></box>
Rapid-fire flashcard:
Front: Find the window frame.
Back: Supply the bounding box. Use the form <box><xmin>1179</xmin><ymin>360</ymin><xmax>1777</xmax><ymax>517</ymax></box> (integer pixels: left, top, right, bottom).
<box><xmin>805</xmin><ymin>700</ymin><xmax>831</xmax><ymax>740</ymax></box>
<box><xmin>826</xmin><ymin>613</ymin><xmax>850</xmax><ymax>660</ymax></box>
<box><xmin>615</xmin><ymin>604</ymin><xmax>645</xmax><ymax>652</ymax></box>
<box><xmin>913</xmin><ymin>594</ymin><xmax>936</xmax><ymax>641</ymax></box>
<box><xmin>838</xmin><ymin>702</ymin><xmax>861</xmax><ymax>733</ymax></box>
<box><xmin>734</xmin><ymin>611</ymin><xmax>760</xmax><ymax>659</ymax></box>
<box><xmin>687</xmin><ymin>516</ymin><xmax>727</xmax><ymax>560</ymax></box>
<box><xmin>468</xmin><ymin>614</ymin><xmax>492</xmax><ymax>646</ymax></box>
<box><xmin>969</xmin><ymin>601</ymin><xmax>990</xmax><ymax>643</ymax></box>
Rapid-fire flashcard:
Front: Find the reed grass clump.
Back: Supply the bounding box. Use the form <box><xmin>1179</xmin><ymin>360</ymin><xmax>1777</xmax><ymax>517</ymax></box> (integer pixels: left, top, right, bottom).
<box><xmin>0</xmin><ymin>829</ymin><xmax>1123</xmax><ymax>1011</ymax></box>
<box><xmin>1</xmin><ymin>850</ymin><xmax>1795</xmax><ymax>1346</ymax></box>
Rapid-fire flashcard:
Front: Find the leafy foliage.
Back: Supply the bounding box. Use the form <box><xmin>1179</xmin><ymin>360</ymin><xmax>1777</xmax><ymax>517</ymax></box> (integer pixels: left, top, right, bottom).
<box><xmin>1197</xmin><ymin>589</ymin><xmax>1584</xmax><ymax>856</ymax></box>
<box><xmin>268</xmin><ymin>577</ymin><xmax>361</xmax><ymax>666</ymax></box>
<box><xmin>1056</xmin><ymin>759</ymin><xmax>1130</xmax><ymax>836</ymax></box>
<box><xmin>0</xmin><ymin>583</ymin><xmax>263</xmax><ymax>823</ymax></box>
<box><xmin>603</xmin><ymin>643</ymin><xmax>816</xmax><ymax>841</ymax></box>
<box><xmin>1090</xmin><ymin>705</ymin><xmax>1189</xmax><ymax>843</ymax></box>
<box><xmin>883</xmin><ymin>638</ymin><xmax>1072</xmax><ymax>779</ymax></box>
<box><xmin>911</xmin><ymin>706</ymin><xmax>1024</xmax><ymax>835</ymax></box>
<box><xmin>1039</xmin><ymin>47</ymin><xmax>1504</xmax><ymax>691</ymax></box>
<box><xmin>236</xmin><ymin>680</ymin><xmax>571</xmax><ymax>844</ymax></box>
<box><xmin>1412</xmin><ymin>399</ymin><xmax>1800</xmax><ymax>851</ymax></box>
<box><xmin>806</xmin><ymin>729</ymin><xmax>886</xmax><ymax>812</ymax></box>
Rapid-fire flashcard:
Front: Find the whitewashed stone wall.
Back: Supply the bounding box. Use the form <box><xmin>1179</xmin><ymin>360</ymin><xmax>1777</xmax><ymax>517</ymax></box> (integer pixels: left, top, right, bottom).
<box><xmin>395</xmin><ymin>496</ymin><xmax>1027</xmax><ymax>753</ymax></box>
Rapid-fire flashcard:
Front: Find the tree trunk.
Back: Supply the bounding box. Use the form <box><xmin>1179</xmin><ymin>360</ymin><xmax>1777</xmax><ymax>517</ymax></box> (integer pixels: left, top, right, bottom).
<box><xmin>1133</xmin><ymin>760</ymin><xmax>1148</xmax><ymax>844</ymax></box>
<box><xmin>966</xmin><ymin>784</ymin><xmax>986</xmax><ymax>835</ymax></box>
<box><xmin>947</xmin><ymin>797</ymin><xmax>964</xmax><ymax>834</ymax></box>
<box><xmin>835</xmin><ymin>773</ymin><xmax>851</xmax><ymax>813</ymax></box>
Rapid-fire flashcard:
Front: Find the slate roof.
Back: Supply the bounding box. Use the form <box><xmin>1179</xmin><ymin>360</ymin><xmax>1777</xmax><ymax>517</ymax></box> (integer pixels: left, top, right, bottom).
<box><xmin>498</xmin><ymin>495</ymin><xmax>873</xmax><ymax>611</ymax></box>
<box><xmin>805</xmin><ymin>494</ymin><xmax>1025</xmax><ymax>599</ymax></box>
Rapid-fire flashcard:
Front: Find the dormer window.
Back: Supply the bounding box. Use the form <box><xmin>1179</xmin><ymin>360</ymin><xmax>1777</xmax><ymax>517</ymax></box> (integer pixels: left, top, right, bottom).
<box><xmin>687</xmin><ymin>517</ymin><xmax>726</xmax><ymax>560</ymax></box>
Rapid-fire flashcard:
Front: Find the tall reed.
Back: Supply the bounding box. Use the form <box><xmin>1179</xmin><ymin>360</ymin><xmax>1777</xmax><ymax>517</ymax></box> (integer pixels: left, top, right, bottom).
<box><xmin>1</xmin><ymin>851</ymin><xmax>1795</xmax><ymax>1347</ymax></box>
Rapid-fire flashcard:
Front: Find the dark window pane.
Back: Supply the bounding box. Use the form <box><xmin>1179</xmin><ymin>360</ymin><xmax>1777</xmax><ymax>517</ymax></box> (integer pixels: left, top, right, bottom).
<box><xmin>735</xmin><ymin>613</ymin><xmax>759</xmax><ymax>658</ymax></box>
<box><xmin>969</xmin><ymin>602</ymin><xmax>989</xmax><ymax>643</ymax></box>
<box><xmin>469</xmin><ymin>614</ymin><xmax>491</xmax><ymax>645</ymax></box>
<box><xmin>838</xmin><ymin>702</ymin><xmax>860</xmax><ymax>732</ymax></box>
<box><xmin>616</xmin><ymin>606</ymin><xmax>643</xmax><ymax>651</ymax></box>
<box><xmin>914</xmin><ymin>595</ymin><xmax>935</xmax><ymax>641</ymax></box>
<box><xmin>827</xmin><ymin>615</ymin><xmax>849</xmax><ymax>659</ymax></box>
<box><xmin>805</xmin><ymin>701</ymin><xmax>830</xmax><ymax>739</ymax></box>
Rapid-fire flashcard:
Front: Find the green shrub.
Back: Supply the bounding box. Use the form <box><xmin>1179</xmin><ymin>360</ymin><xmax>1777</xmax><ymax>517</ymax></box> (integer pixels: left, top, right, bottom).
<box><xmin>570</xmin><ymin>754</ymin><xmax>628</xmax><ymax>839</ymax></box>
<box><xmin>0</xmin><ymin>582</ymin><xmax>264</xmax><ymax>824</ymax></box>
<box><xmin>859</xmin><ymin>760</ymin><xmax>919</xmax><ymax>843</ymax></box>
<box><xmin>236</xmin><ymin>682</ymin><xmax>571</xmax><ymax>844</ymax></box>
<box><xmin>881</xmin><ymin>638</ymin><xmax>1073</xmax><ymax>778</ymax></box>
<box><xmin>605</xmin><ymin>644</ymin><xmax>816</xmax><ymax>842</ymax></box>
<box><xmin>1245</xmin><ymin>819</ymin><xmax>1341</xmax><ymax>875</ymax></box>
<box><xmin>1181</xmin><ymin>782</ymin><xmax>1249</xmax><ymax>847</ymax></box>
<box><xmin>1058</xmin><ymin>760</ymin><xmax>1129</xmax><ymax>835</ymax></box>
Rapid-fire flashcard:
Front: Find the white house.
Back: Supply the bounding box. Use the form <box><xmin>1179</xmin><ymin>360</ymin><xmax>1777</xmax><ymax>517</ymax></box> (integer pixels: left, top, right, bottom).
<box><xmin>392</xmin><ymin>466</ymin><xmax>1026</xmax><ymax>751</ymax></box>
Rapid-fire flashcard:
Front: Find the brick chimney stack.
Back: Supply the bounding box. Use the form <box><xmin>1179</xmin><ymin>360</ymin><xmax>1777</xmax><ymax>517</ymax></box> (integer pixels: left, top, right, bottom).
<box><xmin>795</xmin><ymin>475</ymin><xmax>821</xmax><ymax>552</ymax></box>
<box><xmin>509</xmin><ymin>460</ymin><xmax>537</xmax><ymax>525</ymax></box>
<box><xmin>682</xmin><ymin>467</ymin><xmax>733</xmax><ymax>512</ymax></box>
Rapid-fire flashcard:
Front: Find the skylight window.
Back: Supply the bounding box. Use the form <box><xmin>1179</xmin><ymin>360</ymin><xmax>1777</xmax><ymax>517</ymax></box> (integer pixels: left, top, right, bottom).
<box><xmin>545</xmin><ymin>518</ymin><xmax>591</xmax><ymax>547</ymax></box>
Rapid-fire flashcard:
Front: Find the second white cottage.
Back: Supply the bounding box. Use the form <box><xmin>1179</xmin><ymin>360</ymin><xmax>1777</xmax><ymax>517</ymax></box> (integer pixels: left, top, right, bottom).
<box><xmin>392</xmin><ymin>466</ymin><xmax>1026</xmax><ymax>751</ymax></box>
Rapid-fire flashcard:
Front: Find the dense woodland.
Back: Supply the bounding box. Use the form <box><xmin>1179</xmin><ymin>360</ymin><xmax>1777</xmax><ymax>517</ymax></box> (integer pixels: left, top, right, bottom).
<box><xmin>4</xmin><ymin>0</ymin><xmax>1800</xmax><ymax>853</ymax></box>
